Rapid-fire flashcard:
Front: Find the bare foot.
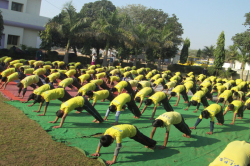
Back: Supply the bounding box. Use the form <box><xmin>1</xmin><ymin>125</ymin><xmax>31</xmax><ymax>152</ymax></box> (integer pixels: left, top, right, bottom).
<box><xmin>184</xmin><ymin>101</ymin><xmax>189</xmax><ymax>103</ymax></box>
<box><xmin>216</xmin><ymin>123</ymin><xmax>223</xmax><ymax>126</ymax></box>
<box><xmin>206</xmin><ymin>132</ymin><xmax>213</xmax><ymax>135</ymax></box>
<box><xmin>183</xmin><ymin>134</ymin><xmax>191</xmax><ymax>138</ymax></box>
<box><xmin>193</xmin><ymin>110</ymin><xmax>197</xmax><ymax>113</ymax></box>
<box><xmin>75</xmin><ymin>111</ymin><xmax>81</xmax><ymax>114</ymax></box>
<box><xmin>158</xmin><ymin>146</ymin><xmax>166</xmax><ymax>149</ymax></box>
<box><xmin>237</xmin><ymin>117</ymin><xmax>243</xmax><ymax>119</ymax></box>
<box><xmin>189</xmin><ymin>127</ymin><xmax>196</xmax><ymax>130</ymax></box>
<box><xmin>133</xmin><ymin>116</ymin><xmax>139</xmax><ymax>119</ymax></box>
<box><xmin>149</xmin><ymin>118</ymin><xmax>153</xmax><ymax>120</ymax></box>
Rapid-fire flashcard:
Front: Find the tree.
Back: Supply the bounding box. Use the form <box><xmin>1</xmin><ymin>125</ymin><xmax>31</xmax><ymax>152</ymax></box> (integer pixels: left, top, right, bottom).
<box><xmin>196</xmin><ymin>49</ymin><xmax>202</xmax><ymax>57</ymax></box>
<box><xmin>180</xmin><ymin>38</ymin><xmax>190</xmax><ymax>64</ymax></box>
<box><xmin>232</xmin><ymin>31</ymin><xmax>250</xmax><ymax>53</ymax></box>
<box><xmin>244</xmin><ymin>12</ymin><xmax>250</xmax><ymax>30</ymax></box>
<box><xmin>214</xmin><ymin>31</ymin><xmax>225</xmax><ymax>70</ymax></box>
<box><xmin>0</xmin><ymin>10</ymin><xmax>4</xmax><ymax>42</ymax></box>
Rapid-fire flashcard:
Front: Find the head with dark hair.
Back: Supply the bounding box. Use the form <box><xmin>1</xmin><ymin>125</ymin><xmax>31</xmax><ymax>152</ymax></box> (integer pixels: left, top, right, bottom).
<box><xmin>135</xmin><ymin>97</ymin><xmax>141</xmax><ymax>102</ymax></box>
<box><xmin>170</xmin><ymin>92</ymin><xmax>176</xmax><ymax>96</ymax></box>
<box><xmin>81</xmin><ymin>70</ymin><xmax>86</xmax><ymax>74</ymax></box>
<box><xmin>152</xmin><ymin>83</ymin><xmax>156</xmax><ymax>87</ymax></box>
<box><xmin>231</xmin><ymin>90</ymin><xmax>235</xmax><ymax>94</ymax></box>
<box><xmin>111</xmin><ymin>82</ymin><xmax>114</xmax><ymax>86</ymax></box>
<box><xmin>28</xmin><ymin>93</ymin><xmax>36</xmax><ymax>100</ymax></box>
<box><xmin>78</xmin><ymin>92</ymin><xmax>83</xmax><ymax>96</ymax></box>
<box><xmin>85</xmin><ymin>90</ymin><xmax>94</xmax><ymax>98</ymax></box>
<box><xmin>163</xmin><ymin>85</ymin><xmax>168</xmax><ymax>89</ymax></box>
<box><xmin>35</xmin><ymin>95</ymin><xmax>43</xmax><ymax>103</ymax></box>
<box><xmin>151</xmin><ymin>79</ymin><xmax>155</xmax><ymax>82</ymax></box>
<box><xmin>106</xmin><ymin>75</ymin><xmax>110</xmax><ymax>80</ymax></box>
<box><xmin>17</xmin><ymin>82</ymin><xmax>23</xmax><ymax>88</ymax></box>
<box><xmin>191</xmin><ymin>100</ymin><xmax>198</xmax><ymax>106</ymax></box>
<box><xmin>100</xmin><ymin>135</ymin><xmax>114</xmax><ymax>147</ymax></box>
<box><xmin>197</xmin><ymin>87</ymin><xmax>202</xmax><ymax>91</ymax></box>
<box><xmin>1</xmin><ymin>77</ymin><xmax>7</xmax><ymax>82</ymax></box>
<box><xmin>228</xmin><ymin>104</ymin><xmax>234</xmax><ymax>110</ymax></box>
<box><xmin>111</xmin><ymin>88</ymin><xmax>117</xmax><ymax>92</ymax></box>
<box><xmin>199</xmin><ymin>85</ymin><xmax>204</xmax><ymax>88</ymax></box>
<box><xmin>246</xmin><ymin>103</ymin><xmax>250</xmax><ymax>110</ymax></box>
<box><xmin>30</xmin><ymin>65</ymin><xmax>35</xmax><ymax>68</ymax></box>
<box><xmin>56</xmin><ymin>110</ymin><xmax>64</xmax><ymax>118</ymax></box>
<box><xmin>152</xmin><ymin>119</ymin><xmax>164</xmax><ymax>127</ymax></box>
<box><xmin>54</xmin><ymin>70</ymin><xmax>58</xmax><ymax>72</ymax></box>
<box><xmin>45</xmin><ymin>77</ymin><xmax>50</xmax><ymax>83</ymax></box>
<box><xmin>109</xmin><ymin>105</ymin><xmax>117</xmax><ymax>112</ymax></box>
<box><xmin>234</xmin><ymin>92</ymin><xmax>239</xmax><ymax>96</ymax></box>
<box><xmin>213</xmin><ymin>86</ymin><xmax>217</xmax><ymax>90</ymax></box>
<box><xmin>145</xmin><ymin>99</ymin><xmax>153</xmax><ymax>106</ymax></box>
<box><xmin>0</xmin><ymin>75</ymin><xmax>2</xmax><ymax>79</ymax></box>
<box><xmin>9</xmin><ymin>65</ymin><xmax>14</xmax><ymax>68</ymax></box>
<box><xmin>218</xmin><ymin>98</ymin><xmax>224</xmax><ymax>103</ymax></box>
<box><xmin>201</xmin><ymin>110</ymin><xmax>210</xmax><ymax>119</ymax></box>
<box><xmin>20</xmin><ymin>67</ymin><xmax>24</xmax><ymax>73</ymax></box>
<box><xmin>137</xmin><ymin>83</ymin><xmax>142</xmax><ymax>90</ymax></box>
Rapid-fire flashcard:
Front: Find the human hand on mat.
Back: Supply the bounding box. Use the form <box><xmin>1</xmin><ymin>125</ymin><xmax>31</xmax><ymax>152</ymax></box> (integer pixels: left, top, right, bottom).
<box><xmin>106</xmin><ymin>160</ymin><xmax>115</xmax><ymax>165</ymax></box>
<box><xmin>33</xmin><ymin>110</ymin><xmax>40</xmax><ymax>113</ymax></box>
<box><xmin>91</xmin><ymin>152</ymin><xmax>100</xmax><ymax>157</ymax></box>
<box><xmin>230</xmin><ymin>123</ymin><xmax>234</xmax><ymax>125</ymax></box>
<box><xmin>149</xmin><ymin>118</ymin><xmax>153</xmax><ymax>120</ymax></box>
<box><xmin>159</xmin><ymin>146</ymin><xmax>166</xmax><ymax>149</ymax></box>
<box><xmin>27</xmin><ymin>104</ymin><xmax>33</xmax><ymax>107</ymax></box>
<box><xmin>53</xmin><ymin>126</ymin><xmax>61</xmax><ymax>128</ymax></box>
<box><xmin>206</xmin><ymin>132</ymin><xmax>213</xmax><ymax>135</ymax></box>
<box><xmin>189</xmin><ymin>127</ymin><xmax>196</xmax><ymax>130</ymax></box>
<box><xmin>111</xmin><ymin>122</ymin><xmax>118</xmax><ymax>125</ymax></box>
<box><xmin>174</xmin><ymin>104</ymin><xmax>178</xmax><ymax>106</ymax></box>
<box><xmin>193</xmin><ymin>110</ymin><xmax>198</xmax><ymax>113</ymax></box>
<box><xmin>184</xmin><ymin>108</ymin><xmax>188</xmax><ymax>111</ymax></box>
<box><xmin>21</xmin><ymin>101</ymin><xmax>27</xmax><ymax>103</ymax></box>
<box><xmin>37</xmin><ymin>114</ymin><xmax>45</xmax><ymax>116</ymax></box>
<box><xmin>49</xmin><ymin>121</ymin><xmax>56</xmax><ymax>123</ymax></box>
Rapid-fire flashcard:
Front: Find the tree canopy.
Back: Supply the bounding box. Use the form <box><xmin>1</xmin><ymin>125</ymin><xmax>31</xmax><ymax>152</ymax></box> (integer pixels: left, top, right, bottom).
<box><xmin>214</xmin><ymin>31</ymin><xmax>225</xmax><ymax>69</ymax></box>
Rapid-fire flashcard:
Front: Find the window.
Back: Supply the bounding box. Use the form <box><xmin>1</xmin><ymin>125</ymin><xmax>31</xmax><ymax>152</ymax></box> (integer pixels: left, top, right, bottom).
<box><xmin>7</xmin><ymin>35</ymin><xmax>19</xmax><ymax>45</ymax></box>
<box><xmin>11</xmin><ymin>2</ymin><xmax>23</xmax><ymax>12</ymax></box>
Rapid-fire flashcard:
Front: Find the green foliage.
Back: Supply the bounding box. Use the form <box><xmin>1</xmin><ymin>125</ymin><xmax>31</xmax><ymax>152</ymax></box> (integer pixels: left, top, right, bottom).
<box><xmin>207</xmin><ymin>66</ymin><xmax>236</xmax><ymax>78</ymax></box>
<box><xmin>167</xmin><ymin>64</ymin><xmax>203</xmax><ymax>74</ymax></box>
<box><xmin>244</xmin><ymin>12</ymin><xmax>250</xmax><ymax>30</ymax></box>
<box><xmin>214</xmin><ymin>31</ymin><xmax>225</xmax><ymax>69</ymax></box>
<box><xmin>81</xmin><ymin>42</ymin><xmax>92</xmax><ymax>55</ymax></box>
<box><xmin>202</xmin><ymin>45</ymin><xmax>215</xmax><ymax>59</ymax></box>
<box><xmin>180</xmin><ymin>38</ymin><xmax>190</xmax><ymax>63</ymax></box>
<box><xmin>189</xmin><ymin>49</ymin><xmax>198</xmax><ymax>57</ymax></box>
<box><xmin>0</xmin><ymin>10</ymin><xmax>4</xmax><ymax>41</ymax></box>
<box><xmin>196</xmin><ymin>49</ymin><xmax>202</xmax><ymax>57</ymax></box>
<box><xmin>232</xmin><ymin>31</ymin><xmax>250</xmax><ymax>52</ymax></box>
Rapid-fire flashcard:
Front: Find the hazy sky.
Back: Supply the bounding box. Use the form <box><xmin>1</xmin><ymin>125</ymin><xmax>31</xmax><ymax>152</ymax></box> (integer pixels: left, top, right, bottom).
<box><xmin>40</xmin><ymin>0</ymin><xmax>250</xmax><ymax>50</ymax></box>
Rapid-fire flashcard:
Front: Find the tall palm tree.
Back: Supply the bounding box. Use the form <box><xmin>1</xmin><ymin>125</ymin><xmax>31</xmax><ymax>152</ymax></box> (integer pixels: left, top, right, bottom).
<box><xmin>92</xmin><ymin>9</ymin><xmax>123</xmax><ymax>66</ymax></box>
<box><xmin>202</xmin><ymin>45</ymin><xmax>215</xmax><ymax>61</ymax></box>
<box><xmin>226</xmin><ymin>45</ymin><xmax>239</xmax><ymax>68</ymax></box>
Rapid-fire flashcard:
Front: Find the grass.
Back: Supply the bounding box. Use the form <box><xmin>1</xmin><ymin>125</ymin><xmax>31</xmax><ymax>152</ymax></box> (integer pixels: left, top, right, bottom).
<box><xmin>0</xmin><ymin>93</ymin><xmax>103</xmax><ymax>166</ymax></box>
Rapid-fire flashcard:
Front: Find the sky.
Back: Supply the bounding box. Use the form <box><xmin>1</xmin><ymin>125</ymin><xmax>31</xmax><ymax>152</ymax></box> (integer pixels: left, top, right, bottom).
<box><xmin>40</xmin><ymin>0</ymin><xmax>250</xmax><ymax>50</ymax></box>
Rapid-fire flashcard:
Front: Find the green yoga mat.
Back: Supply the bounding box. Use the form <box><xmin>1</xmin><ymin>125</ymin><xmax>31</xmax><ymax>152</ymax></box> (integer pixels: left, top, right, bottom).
<box><xmin>6</xmin><ymin>96</ymin><xmax>250</xmax><ymax>166</ymax></box>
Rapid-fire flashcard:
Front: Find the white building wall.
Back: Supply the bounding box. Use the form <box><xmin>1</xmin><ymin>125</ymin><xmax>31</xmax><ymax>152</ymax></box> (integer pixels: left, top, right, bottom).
<box><xmin>9</xmin><ymin>0</ymin><xmax>27</xmax><ymax>13</ymax></box>
<box><xmin>22</xmin><ymin>29</ymin><xmax>38</xmax><ymax>48</ymax></box>
<box><xmin>3</xmin><ymin>25</ymin><xmax>24</xmax><ymax>49</ymax></box>
<box><xmin>26</xmin><ymin>0</ymin><xmax>41</xmax><ymax>15</ymax></box>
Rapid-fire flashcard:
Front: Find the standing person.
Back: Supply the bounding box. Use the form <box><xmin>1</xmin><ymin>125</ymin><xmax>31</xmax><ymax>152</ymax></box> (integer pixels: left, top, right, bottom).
<box><xmin>118</xmin><ymin>56</ymin><xmax>123</xmax><ymax>66</ymax></box>
<box><xmin>209</xmin><ymin>141</ymin><xmax>250</xmax><ymax>166</ymax></box>
<box><xmin>36</xmin><ymin>48</ymin><xmax>43</xmax><ymax>61</ymax></box>
<box><xmin>150</xmin><ymin>112</ymin><xmax>191</xmax><ymax>149</ymax></box>
<box><xmin>202</xmin><ymin>67</ymin><xmax>208</xmax><ymax>76</ymax></box>
<box><xmin>91</xmin><ymin>53</ymin><xmax>97</xmax><ymax>65</ymax></box>
<box><xmin>91</xmin><ymin>124</ymin><xmax>156</xmax><ymax>165</ymax></box>
<box><xmin>189</xmin><ymin>104</ymin><xmax>224</xmax><ymax>135</ymax></box>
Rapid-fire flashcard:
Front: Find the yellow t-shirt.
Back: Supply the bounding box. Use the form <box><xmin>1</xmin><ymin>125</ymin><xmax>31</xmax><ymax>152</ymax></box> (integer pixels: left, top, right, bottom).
<box><xmin>96</xmin><ymin>72</ymin><xmax>106</xmax><ymax>79</ymax></box>
<box><xmin>191</xmin><ymin>91</ymin><xmax>205</xmax><ymax>103</ymax></box>
<box><xmin>43</xmin><ymin>65</ymin><xmax>52</xmax><ymax>70</ymax></box>
<box><xmin>245</xmin><ymin>98</ymin><xmax>250</xmax><ymax>106</ymax></box>
<box><xmin>33</xmin><ymin>61</ymin><xmax>44</xmax><ymax>67</ymax></box>
<box><xmin>7</xmin><ymin>72</ymin><xmax>19</xmax><ymax>82</ymax></box>
<box><xmin>33</xmin><ymin>68</ymin><xmax>46</xmax><ymax>75</ymax></box>
<box><xmin>217</xmin><ymin>85</ymin><xmax>226</xmax><ymax>93</ymax></box>
<box><xmin>24</xmin><ymin>68</ymin><xmax>34</xmax><ymax>75</ymax></box>
<box><xmin>110</xmin><ymin>69</ymin><xmax>120</xmax><ymax>76</ymax></box>
<box><xmin>33</xmin><ymin>84</ymin><xmax>51</xmax><ymax>95</ymax></box>
<box><xmin>151</xmin><ymin>74</ymin><xmax>160</xmax><ymax>80</ymax></box>
<box><xmin>148</xmin><ymin>92</ymin><xmax>166</xmax><ymax>107</ymax></box>
<box><xmin>199</xmin><ymin>104</ymin><xmax>221</xmax><ymax>122</ymax></box>
<box><xmin>235</xmin><ymin>79</ymin><xmax>242</xmax><ymax>85</ymax></box>
<box><xmin>41</xmin><ymin>88</ymin><xmax>65</xmax><ymax>102</ymax></box>
<box><xmin>225</xmin><ymin>100</ymin><xmax>243</xmax><ymax>113</ymax></box>
<box><xmin>9</xmin><ymin>60</ymin><xmax>20</xmax><ymax>65</ymax></box>
<box><xmin>219</xmin><ymin>90</ymin><xmax>232</xmax><ymax>101</ymax></box>
<box><xmin>21</xmin><ymin>75</ymin><xmax>39</xmax><ymax>88</ymax></box>
<box><xmin>1</xmin><ymin>68</ymin><xmax>15</xmax><ymax>77</ymax></box>
<box><xmin>153</xmin><ymin>78</ymin><xmax>164</xmax><ymax>85</ymax></box>
<box><xmin>91</xmin><ymin>90</ymin><xmax>109</xmax><ymax>103</ymax></box>
<box><xmin>60</xmin><ymin>96</ymin><xmax>84</xmax><ymax>114</ymax></box>
<box><xmin>65</xmin><ymin>69</ymin><xmax>76</xmax><ymax>78</ymax></box>
<box><xmin>134</xmin><ymin>75</ymin><xmax>144</xmax><ymax>81</ymax></box>
<box><xmin>170</xmin><ymin>75</ymin><xmax>180</xmax><ymax>82</ymax></box>
<box><xmin>78</xmin><ymin>83</ymin><xmax>96</xmax><ymax>95</ymax></box>
<box><xmin>156</xmin><ymin>112</ymin><xmax>182</xmax><ymax>132</ymax></box>
<box><xmin>138</xmin><ymin>81</ymin><xmax>151</xmax><ymax>89</ymax></box>
<box><xmin>88</xmin><ymin>65</ymin><xmax>96</xmax><ymax>70</ymax></box>
<box><xmin>209</xmin><ymin>141</ymin><xmax>250</xmax><ymax>166</ymax></box>
<box><xmin>114</xmin><ymin>81</ymin><xmax>128</xmax><ymax>93</ymax></box>
<box><xmin>78</xmin><ymin>74</ymin><xmax>90</xmax><ymax>83</ymax></box>
<box><xmin>28</xmin><ymin>60</ymin><xmax>36</xmax><ymax>65</ymax></box>
<box><xmin>13</xmin><ymin>63</ymin><xmax>23</xmax><ymax>68</ymax></box>
<box><xmin>110</xmin><ymin>76</ymin><xmax>120</xmax><ymax>82</ymax></box>
<box><xmin>123</xmin><ymin>71</ymin><xmax>131</xmax><ymax>78</ymax></box>
<box><xmin>69</xmin><ymin>66</ymin><xmax>76</xmax><ymax>70</ymax></box>
<box><xmin>4</xmin><ymin>57</ymin><xmax>12</xmax><ymax>63</ymax></box>
<box><xmin>59</xmin><ymin>78</ymin><xmax>74</xmax><ymax>88</ymax></box>
<box><xmin>165</xmin><ymin>81</ymin><xmax>176</xmax><ymax>89</ymax></box>
<box><xmin>135</xmin><ymin>87</ymin><xmax>152</xmax><ymax>101</ymax></box>
<box><xmin>184</xmin><ymin>82</ymin><xmax>193</xmax><ymax>93</ymax></box>
<box><xmin>128</xmin><ymin>80</ymin><xmax>138</xmax><ymax>87</ymax></box>
<box><xmin>104</xmin><ymin>124</ymin><xmax>137</xmax><ymax>144</ymax></box>
<box><xmin>231</xmin><ymin>86</ymin><xmax>240</xmax><ymax>92</ymax></box>
<box><xmin>95</xmin><ymin>68</ymin><xmax>104</xmax><ymax>73</ymax></box>
<box><xmin>90</xmin><ymin>79</ymin><xmax>103</xmax><ymax>86</ymax></box>
<box><xmin>130</xmin><ymin>70</ymin><xmax>137</xmax><ymax>75</ymax></box>
<box><xmin>48</xmin><ymin>72</ymin><xmax>60</xmax><ymax>82</ymax></box>
<box><xmin>110</xmin><ymin>93</ymin><xmax>131</xmax><ymax>111</ymax></box>
<box><xmin>172</xmin><ymin>85</ymin><xmax>185</xmax><ymax>96</ymax></box>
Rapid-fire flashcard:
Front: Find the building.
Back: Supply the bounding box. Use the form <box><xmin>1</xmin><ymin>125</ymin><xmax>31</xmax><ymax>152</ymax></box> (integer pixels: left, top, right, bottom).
<box><xmin>0</xmin><ymin>0</ymin><xmax>49</xmax><ymax>49</ymax></box>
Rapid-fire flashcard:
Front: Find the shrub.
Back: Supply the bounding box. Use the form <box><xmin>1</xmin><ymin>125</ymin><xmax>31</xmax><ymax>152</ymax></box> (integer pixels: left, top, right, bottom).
<box><xmin>167</xmin><ymin>64</ymin><xmax>203</xmax><ymax>74</ymax></box>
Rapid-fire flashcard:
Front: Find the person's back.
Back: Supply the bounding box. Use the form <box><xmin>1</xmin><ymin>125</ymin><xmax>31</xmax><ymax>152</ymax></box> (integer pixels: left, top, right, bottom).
<box><xmin>209</xmin><ymin>141</ymin><xmax>250</xmax><ymax>166</ymax></box>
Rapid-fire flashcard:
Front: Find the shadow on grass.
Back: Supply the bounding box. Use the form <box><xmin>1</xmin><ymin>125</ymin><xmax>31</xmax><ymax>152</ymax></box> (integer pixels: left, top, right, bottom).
<box><xmin>177</xmin><ymin>135</ymin><xmax>220</xmax><ymax>147</ymax></box>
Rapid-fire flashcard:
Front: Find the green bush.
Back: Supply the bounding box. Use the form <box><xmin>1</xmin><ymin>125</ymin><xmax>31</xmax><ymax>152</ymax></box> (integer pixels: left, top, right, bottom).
<box><xmin>167</xmin><ymin>64</ymin><xmax>203</xmax><ymax>74</ymax></box>
<box><xmin>146</xmin><ymin>63</ymin><xmax>157</xmax><ymax>69</ymax></box>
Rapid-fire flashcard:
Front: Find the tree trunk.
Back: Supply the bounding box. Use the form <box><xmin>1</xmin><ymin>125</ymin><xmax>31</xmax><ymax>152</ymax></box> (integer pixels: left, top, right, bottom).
<box><xmin>102</xmin><ymin>42</ymin><xmax>109</xmax><ymax>67</ymax></box>
<box><xmin>73</xmin><ymin>46</ymin><xmax>77</xmax><ymax>55</ymax></box>
<box><xmin>133</xmin><ymin>49</ymin><xmax>138</xmax><ymax>67</ymax></box>
<box><xmin>63</xmin><ymin>39</ymin><xmax>71</xmax><ymax>64</ymax></box>
<box><xmin>241</xmin><ymin>62</ymin><xmax>244</xmax><ymax>80</ymax></box>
